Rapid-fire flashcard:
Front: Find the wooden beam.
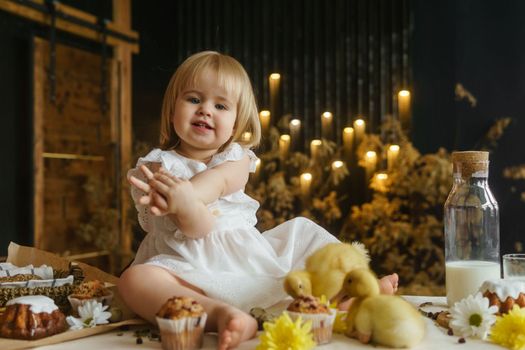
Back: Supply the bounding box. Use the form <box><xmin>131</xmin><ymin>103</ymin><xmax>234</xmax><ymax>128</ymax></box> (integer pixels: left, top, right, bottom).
<box><xmin>33</xmin><ymin>37</ymin><xmax>45</xmax><ymax>249</ymax></box>
<box><xmin>0</xmin><ymin>0</ymin><xmax>139</xmax><ymax>53</ymax></box>
<box><xmin>42</xmin><ymin>152</ymin><xmax>106</xmax><ymax>161</ymax></box>
<box><xmin>113</xmin><ymin>0</ymin><xmax>133</xmax><ymax>268</ymax></box>
<box><xmin>63</xmin><ymin>250</ymin><xmax>110</xmax><ymax>261</ymax></box>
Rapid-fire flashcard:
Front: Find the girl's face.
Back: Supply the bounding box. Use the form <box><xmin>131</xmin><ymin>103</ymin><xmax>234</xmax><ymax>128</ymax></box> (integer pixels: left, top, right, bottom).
<box><xmin>172</xmin><ymin>69</ymin><xmax>238</xmax><ymax>160</ymax></box>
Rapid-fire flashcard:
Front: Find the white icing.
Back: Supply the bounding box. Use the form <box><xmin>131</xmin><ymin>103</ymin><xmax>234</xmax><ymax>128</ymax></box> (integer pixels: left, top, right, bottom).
<box><xmin>0</xmin><ymin>265</ymin><xmax>53</xmax><ymax>279</ymax></box>
<box><xmin>479</xmin><ymin>278</ymin><xmax>525</xmax><ymax>300</ymax></box>
<box><xmin>6</xmin><ymin>295</ymin><xmax>58</xmax><ymax>313</ymax></box>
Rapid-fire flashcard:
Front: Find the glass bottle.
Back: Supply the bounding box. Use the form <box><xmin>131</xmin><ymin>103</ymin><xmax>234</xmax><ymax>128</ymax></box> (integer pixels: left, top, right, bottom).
<box><xmin>444</xmin><ymin>151</ymin><xmax>500</xmax><ymax>306</ymax></box>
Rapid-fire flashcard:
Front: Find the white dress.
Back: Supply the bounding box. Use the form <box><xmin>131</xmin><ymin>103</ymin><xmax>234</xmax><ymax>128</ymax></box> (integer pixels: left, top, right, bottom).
<box><xmin>128</xmin><ymin>142</ymin><xmax>339</xmax><ymax>312</ymax></box>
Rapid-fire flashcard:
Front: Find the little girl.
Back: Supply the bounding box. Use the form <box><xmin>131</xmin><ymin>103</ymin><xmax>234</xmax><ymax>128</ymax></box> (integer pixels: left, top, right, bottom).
<box><xmin>119</xmin><ymin>51</ymin><xmax>398</xmax><ymax>350</ymax></box>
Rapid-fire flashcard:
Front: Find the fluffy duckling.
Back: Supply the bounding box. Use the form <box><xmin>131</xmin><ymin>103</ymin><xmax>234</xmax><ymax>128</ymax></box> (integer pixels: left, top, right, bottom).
<box><xmin>343</xmin><ymin>268</ymin><xmax>425</xmax><ymax>348</ymax></box>
<box><xmin>283</xmin><ymin>242</ymin><xmax>370</xmax><ymax>299</ymax></box>
<box><xmin>283</xmin><ymin>270</ymin><xmax>312</xmax><ymax>298</ymax></box>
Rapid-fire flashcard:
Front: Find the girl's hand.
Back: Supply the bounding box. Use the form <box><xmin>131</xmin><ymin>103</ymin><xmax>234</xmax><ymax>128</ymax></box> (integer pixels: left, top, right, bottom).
<box><xmin>150</xmin><ymin>168</ymin><xmax>197</xmax><ymax>215</ymax></box>
<box><xmin>129</xmin><ymin>165</ymin><xmax>214</xmax><ymax>237</ymax></box>
<box><xmin>128</xmin><ymin>165</ymin><xmax>170</xmax><ymax>216</ymax></box>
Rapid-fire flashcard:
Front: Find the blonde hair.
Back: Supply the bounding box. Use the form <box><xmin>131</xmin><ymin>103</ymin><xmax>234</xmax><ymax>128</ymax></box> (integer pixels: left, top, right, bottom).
<box><xmin>159</xmin><ymin>51</ymin><xmax>261</xmax><ymax>150</ymax></box>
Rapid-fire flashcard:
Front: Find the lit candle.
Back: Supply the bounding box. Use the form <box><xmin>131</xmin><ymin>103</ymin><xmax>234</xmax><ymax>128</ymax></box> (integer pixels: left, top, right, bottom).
<box><xmin>279</xmin><ymin>134</ymin><xmax>291</xmax><ymax>159</ymax></box>
<box><xmin>398</xmin><ymin>90</ymin><xmax>411</xmax><ymax>130</ymax></box>
<box><xmin>253</xmin><ymin>159</ymin><xmax>261</xmax><ymax>182</ymax></box>
<box><xmin>242</xmin><ymin>131</ymin><xmax>252</xmax><ymax>142</ymax></box>
<box><xmin>310</xmin><ymin>139</ymin><xmax>322</xmax><ymax>160</ymax></box>
<box><xmin>343</xmin><ymin>127</ymin><xmax>354</xmax><ymax>159</ymax></box>
<box><xmin>374</xmin><ymin>172</ymin><xmax>389</xmax><ymax>192</ymax></box>
<box><xmin>332</xmin><ymin>160</ymin><xmax>344</xmax><ymax>176</ymax></box>
<box><xmin>376</xmin><ymin>172</ymin><xmax>388</xmax><ymax>180</ymax></box>
<box><xmin>300</xmin><ymin>172</ymin><xmax>312</xmax><ymax>198</ymax></box>
<box><xmin>364</xmin><ymin>151</ymin><xmax>377</xmax><ymax>179</ymax></box>
<box><xmin>354</xmin><ymin>118</ymin><xmax>366</xmax><ymax>145</ymax></box>
<box><xmin>269</xmin><ymin>73</ymin><xmax>281</xmax><ymax>120</ymax></box>
<box><xmin>321</xmin><ymin>112</ymin><xmax>333</xmax><ymax>140</ymax></box>
<box><xmin>387</xmin><ymin>144</ymin><xmax>400</xmax><ymax>171</ymax></box>
<box><xmin>259</xmin><ymin>110</ymin><xmax>271</xmax><ymax>134</ymax></box>
<box><xmin>289</xmin><ymin>119</ymin><xmax>301</xmax><ymax>151</ymax></box>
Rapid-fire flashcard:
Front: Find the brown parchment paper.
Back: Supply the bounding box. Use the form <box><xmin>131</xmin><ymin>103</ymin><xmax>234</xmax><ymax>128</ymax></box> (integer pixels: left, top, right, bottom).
<box><xmin>1</xmin><ymin>242</ymin><xmax>147</xmax><ymax>350</ymax></box>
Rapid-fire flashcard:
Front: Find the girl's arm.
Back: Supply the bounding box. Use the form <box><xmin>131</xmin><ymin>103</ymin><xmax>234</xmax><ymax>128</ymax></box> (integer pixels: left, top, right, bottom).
<box><xmin>130</xmin><ymin>154</ymin><xmax>251</xmax><ymax>238</ymax></box>
<box><xmin>133</xmin><ymin>169</ymin><xmax>215</xmax><ymax>238</ymax></box>
<box><xmin>189</xmin><ymin>153</ymin><xmax>251</xmax><ymax>204</ymax></box>
<box><xmin>162</xmin><ymin>179</ymin><xmax>215</xmax><ymax>238</ymax></box>
<box><xmin>163</xmin><ymin>154</ymin><xmax>251</xmax><ymax>237</ymax></box>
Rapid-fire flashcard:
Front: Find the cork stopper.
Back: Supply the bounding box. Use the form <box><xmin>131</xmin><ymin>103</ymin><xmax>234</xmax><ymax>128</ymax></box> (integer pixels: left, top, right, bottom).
<box><xmin>452</xmin><ymin>151</ymin><xmax>489</xmax><ymax>178</ymax></box>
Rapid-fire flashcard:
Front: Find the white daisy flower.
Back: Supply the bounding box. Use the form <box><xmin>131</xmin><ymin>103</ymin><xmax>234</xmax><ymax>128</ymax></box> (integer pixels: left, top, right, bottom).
<box><xmin>66</xmin><ymin>300</ymin><xmax>112</xmax><ymax>330</ymax></box>
<box><xmin>66</xmin><ymin>316</ymin><xmax>85</xmax><ymax>330</ymax></box>
<box><xmin>449</xmin><ymin>292</ymin><xmax>498</xmax><ymax>340</ymax></box>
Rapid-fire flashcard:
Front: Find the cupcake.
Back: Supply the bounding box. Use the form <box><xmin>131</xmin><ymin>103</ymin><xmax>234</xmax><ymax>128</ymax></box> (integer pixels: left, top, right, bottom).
<box><xmin>156</xmin><ymin>296</ymin><xmax>207</xmax><ymax>350</ymax></box>
<box><xmin>68</xmin><ymin>280</ymin><xmax>113</xmax><ymax>315</ymax></box>
<box><xmin>286</xmin><ymin>295</ymin><xmax>335</xmax><ymax>345</ymax></box>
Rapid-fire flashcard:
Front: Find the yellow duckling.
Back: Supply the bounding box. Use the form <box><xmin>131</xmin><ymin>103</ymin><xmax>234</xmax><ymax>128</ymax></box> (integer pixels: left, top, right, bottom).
<box><xmin>283</xmin><ymin>242</ymin><xmax>370</xmax><ymax>299</ymax></box>
<box><xmin>343</xmin><ymin>268</ymin><xmax>425</xmax><ymax>348</ymax></box>
<box><xmin>283</xmin><ymin>270</ymin><xmax>312</xmax><ymax>298</ymax></box>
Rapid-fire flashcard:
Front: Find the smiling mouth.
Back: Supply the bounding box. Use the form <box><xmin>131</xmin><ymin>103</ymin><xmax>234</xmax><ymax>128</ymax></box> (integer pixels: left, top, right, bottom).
<box><xmin>192</xmin><ymin>121</ymin><xmax>213</xmax><ymax>130</ymax></box>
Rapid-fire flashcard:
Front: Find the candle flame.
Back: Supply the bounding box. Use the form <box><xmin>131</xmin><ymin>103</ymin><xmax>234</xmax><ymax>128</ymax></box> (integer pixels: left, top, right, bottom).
<box><xmin>355</xmin><ymin>119</ymin><xmax>365</xmax><ymax>126</ymax></box>
<box><xmin>269</xmin><ymin>73</ymin><xmax>281</xmax><ymax>80</ymax></box>
<box><xmin>398</xmin><ymin>90</ymin><xmax>410</xmax><ymax>97</ymax></box>
<box><xmin>301</xmin><ymin>173</ymin><xmax>312</xmax><ymax>181</ymax></box>
<box><xmin>290</xmin><ymin>119</ymin><xmax>301</xmax><ymax>127</ymax></box>
<box><xmin>280</xmin><ymin>134</ymin><xmax>291</xmax><ymax>141</ymax></box>
<box><xmin>365</xmin><ymin>151</ymin><xmax>377</xmax><ymax>159</ymax></box>
<box><xmin>332</xmin><ymin>160</ymin><xmax>344</xmax><ymax>169</ymax></box>
<box><xmin>389</xmin><ymin>144</ymin><xmax>400</xmax><ymax>152</ymax></box>
<box><xmin>259</xmin><ymin>110</ymin><xmax>270</xmax><ymax>117</ymax></box>
<box><xmin>242</xmin><ymin>132</ymin><xmax>252</xmax><ymax>141</ymax></box>
<box><xmin>322</xmin><ymin>112</ymin><xmax>332</xmax><ymax>119</ymax></box>
<box><xmin>311</xmin><ymin>139</ymin><xmax>322</xmax><ymax>146</ymax></box>
<box><xmin>376</xmin><ymin>173</ymin><xmax>388</xmax><ymax>180</ymax></box>
<box><xmin>343</xmin><ymin>127</ymin><xmax>354</xmax><ymax>134</ymax></box>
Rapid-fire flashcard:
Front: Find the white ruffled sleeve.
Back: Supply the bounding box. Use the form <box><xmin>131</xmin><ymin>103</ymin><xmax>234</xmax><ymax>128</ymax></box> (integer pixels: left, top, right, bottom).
<box><xmin>127</xmin><ymin>149</ymin><xmax>192</xmax><ymax>233</ymax></box>
<box><xmin>207</xmin><ymin>143</ymin><xmax>259</xmax><ymax>173</ymax></box>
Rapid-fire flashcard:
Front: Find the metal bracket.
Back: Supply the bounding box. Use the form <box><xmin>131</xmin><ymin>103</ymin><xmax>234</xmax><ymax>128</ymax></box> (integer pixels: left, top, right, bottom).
<box><xmin>44</xmin><ymin>0</ymin><xmax>57</xmax><ymax>103</ymax></box>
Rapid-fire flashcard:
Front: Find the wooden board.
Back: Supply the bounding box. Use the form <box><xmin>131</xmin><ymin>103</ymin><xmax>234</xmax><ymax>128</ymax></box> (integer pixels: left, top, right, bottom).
<box><xmin>113</xmin><ymin>0</ymin><xmax>133</xmax><ymax>266</ymax></box>
<box><xmin>0</xmin><ymin>0</ymin><xmax>139</xmax><ymax>53</ymax></box>
<box><xmin>33</xmin><ymin>37</ymin><xmax>117</xmax><ymax>255</ymax></box>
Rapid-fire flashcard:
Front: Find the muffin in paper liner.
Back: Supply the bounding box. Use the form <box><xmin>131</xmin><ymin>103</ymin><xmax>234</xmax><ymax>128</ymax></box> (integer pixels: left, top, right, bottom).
<box><xmin>67</xmin><ymin>280</ymin><xmax>114</xmax><ymax>315</ymax></box>
<box><xmin>156</xmin><ymin>314</ymin><xmax>207</xmax><ymax>350</ymax></box>
<box><xmin>286</xmin><ymin>309</ymin><xmax>336</xmax><ymax>345</ymax></box>
<box><xmin>67</xmin><ymin>290</ymin><xmax>114</xmax><ymax>316</ymax></box>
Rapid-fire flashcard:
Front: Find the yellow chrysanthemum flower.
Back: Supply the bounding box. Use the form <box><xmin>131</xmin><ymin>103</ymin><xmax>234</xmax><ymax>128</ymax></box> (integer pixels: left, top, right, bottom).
<box><xmin>490</xmin><ymin>305</ymin><xmax>525</xmax><ymax>350</ymax></box>
<box><xmin>319</xmin><ymin>295</ymin><xmax>338</xmax><ymax>309</ymax></box>
<box><xmin>332</xmin><ymin>310</ymin><xmax>348</xmax><ymax>334</ymax></box>
<box><xmin>256</xmin><ymin>312</ymin><xmax>316</xmax><ymax>350</ymax></box>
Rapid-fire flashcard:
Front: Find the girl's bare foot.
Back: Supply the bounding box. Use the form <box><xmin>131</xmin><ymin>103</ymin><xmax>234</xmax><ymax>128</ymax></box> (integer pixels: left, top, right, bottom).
<box><xmin>217</xmin><ymin>305</ymin><xmax>258</xmax><ymax>350</ymax></box>
<box><xmin>378</xmin><ymin>273</ymin><xmax>399</xmax><ymax>295</ymax></box>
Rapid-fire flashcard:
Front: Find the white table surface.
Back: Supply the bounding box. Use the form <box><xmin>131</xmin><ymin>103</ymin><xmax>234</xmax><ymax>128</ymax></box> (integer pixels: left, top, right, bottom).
<box><xmin>31</xmin><ymin>296</ymin><xmax>503</xmax><ymax>350</ymax></box>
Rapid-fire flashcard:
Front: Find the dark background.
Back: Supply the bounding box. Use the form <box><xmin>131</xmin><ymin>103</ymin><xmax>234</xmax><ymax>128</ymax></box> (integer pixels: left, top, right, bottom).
<box><xmin>412</xmin><ymin>0</ymin><xmax>525</xmax><ymax>254</ymax></box>
<box><xmin>0</xmin><ymin>0</ymin><xmax>523</xmax><ymax>256</ymax></box>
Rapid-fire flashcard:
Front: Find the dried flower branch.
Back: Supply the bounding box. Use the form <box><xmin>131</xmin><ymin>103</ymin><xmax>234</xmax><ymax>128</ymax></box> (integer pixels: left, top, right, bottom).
<box><xmin>455</xmin><ymin>83</ymin><xmax>477</xmax><ymax>107</ymax></box>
